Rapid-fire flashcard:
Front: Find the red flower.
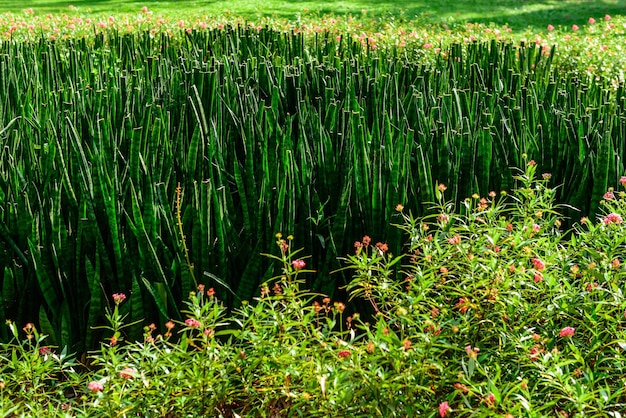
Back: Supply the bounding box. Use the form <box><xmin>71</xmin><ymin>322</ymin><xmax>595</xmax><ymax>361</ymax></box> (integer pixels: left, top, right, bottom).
<box><xmin>559</xmin><ymin>327</ymin><xmax>575</xmax><ymax>338</ymax></box>
<box><xmin>39</xmin><ymin>346</ymin><xmax>52</xmax><ymax>356</ymax></box>
<box><xmin>529</xmin><ymin>345</ymin><xmax>543</xmax><ymax>360</ymax></box>
<box><xmin>531</xmin><ymin>258</ymin><xmax>545</xmax><ymax>271</ymax></box>
<box><xmin>338</xmin><ymin>350</ymin><xmax>351</xmax><ymax>358</ymax></box>
<box><xmin>456</xmin><ymin>298</ymin><xmax>469</xmax><ymax>314</ymax></box>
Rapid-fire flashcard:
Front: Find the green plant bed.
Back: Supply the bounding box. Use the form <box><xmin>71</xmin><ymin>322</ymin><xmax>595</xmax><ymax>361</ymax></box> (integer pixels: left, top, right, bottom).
<box><xmin>3</xmin><ymin>162</ymin><xmax>626</xmax><ymax>416</ymax></box>
<box><xmin>1</xmin><ymin>23</ymin><xmax>626</xmax><ymax>352</ymax></box>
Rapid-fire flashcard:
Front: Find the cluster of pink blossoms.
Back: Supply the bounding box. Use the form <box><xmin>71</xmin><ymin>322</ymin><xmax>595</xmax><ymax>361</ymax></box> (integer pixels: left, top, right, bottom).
<box><xmin>112</xmin><ymin>293</ymin><xmax>126</xmax><ymax>304</ymax></box>
<box><xmin>185</xmin><ymin>318</ymin><xmax>201</xmax><ymax>328</ymax></box>
<box><xmin>292</xmin><ymin>259</ymin><xmax>306</xmax><ymax>270</ymax></box>
<box><xmin>603</xmin><ymin>213</ymin><xmax>623</xmax><ymax>225</ymax></box>
<box><xmin>531</xmin><ymin>258</ymin><xmax>545</xmax><ymax>271</ymax></box>
<box><xmin>559</xmin><ymin>327</ymin><xmax>575</xmax><ymax>338</ymax></box>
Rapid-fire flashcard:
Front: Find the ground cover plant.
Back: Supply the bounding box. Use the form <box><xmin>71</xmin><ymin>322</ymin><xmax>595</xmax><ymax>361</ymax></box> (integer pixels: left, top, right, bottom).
<box><xmin>3</xmin><ymin>162</ymin><xmax>626</xmax><ymax>416</ymax></box>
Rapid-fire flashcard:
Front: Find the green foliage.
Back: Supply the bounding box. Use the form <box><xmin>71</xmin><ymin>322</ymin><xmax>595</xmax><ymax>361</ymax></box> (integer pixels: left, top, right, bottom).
<box><xmin>1</xmin><ymin>26</ymin><xmax>626</xmax><ymax>351</ymax></box>
<box><xmin>3</xmin><ymin>164</ymin><xmax>626</xmax><ymax>416</ymax></box>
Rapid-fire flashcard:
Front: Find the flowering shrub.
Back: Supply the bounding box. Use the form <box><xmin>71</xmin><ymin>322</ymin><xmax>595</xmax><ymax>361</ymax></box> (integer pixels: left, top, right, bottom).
<box><xmin>2</xmin><ymin>161</ymin><xmax>626</xmax><ymax>415</ymax></box>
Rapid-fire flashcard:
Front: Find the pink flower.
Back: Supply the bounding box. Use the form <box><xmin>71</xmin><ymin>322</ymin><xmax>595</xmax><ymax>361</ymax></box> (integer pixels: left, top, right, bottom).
<box><xmin>112</xmin><ymin>293</ymin><xmax>126</xmax><ymax>304</ymax></box>
<box><xmin>605</xmin><ymin>14</ymin><xmax>612</xmax><ymax>21</ymax></box>
<box><xmin>185</xmin><ymin>318</ymin><xmax>201</xmax><ymax>328</ymax></box>
<box><xmin>534</xmin><ymin>272</ymin><xmax>543</xmax><ymax>283</ymax></box>
<box><xmin>88</xmin><ymin>381</ymin><xmax>104</xmax><ymax>392</ymax></box>
<box><xmin>604</xmin><ymin>191</ymin><xmax>615</xmax><ymax>200</ymax></box>
<box><xmin>531</xmin><ymin>258</ymin><xmax>545</xmax><ymax>271</ymax></box>
<box><xmin>119</xmin><ymin>367</ymin><xmax>136</xmax><ymax>379</ymax></box>
<box><xmin>572</xmin><ymin>24</ymin><xmax>579</xmax><ymax>31</ymax></box>
<box><xmin>532</xmin><ymin>224</ymin><xmax>541</xmax><ymax>233</ymax></box>
<box><xmin>529</xmin><ymin>345</ymin><xmax>542</xmax><ymax>360</ymax></box>
<box><xmin>448</xmin><ymin>235</ymin><xmax>461</xmax><ymax>245</ymax></box>
<box><xmin>486</xmin><ymin>392</ymin><xmax>496</xmax><ymax>405</ymax></box>
<box><xmin>588</xmin><ymin>17</ymin><xmax>596</xmax><ymax>25</ymax></box>
<box><xmin>603</xmin><ymin>213</ymin><xmax>623</xmax><ymax>225</ymax></box>
<box><xmin>292</xmin><ymin>259</ymin><xmax>306</xmax><ymax>271</ymax></box>
<box><xmin>423</xmin><ymin>43</ymin><xmax>433</xmax><ymax>49</ymax></box>
<box><xmin>39</xmin><ymin>347</ymin><xmax>52</xmax><ymax>356</ymax></box>
<box><xmin>547</xmin><ymin>24</ymin><xmax>555</xmax><ymax>31</ymax></box>
<box><xmin>338</xmin><ymin>350</ymin><xmax>351</xmax><ymax>358</ymax></box>
<box><xmin>439</xmin><ymin>401</ymin><xmax>451</xmax><ymax>417</ymax></box>
<box><xmin>620</xmin><ymin>176</ymin><xmax>626</xmax><ymax>187</ymax></box>
<box><xmin>559</xmin><ymin>327</ymin><xmax>575</xmax><ymax>338</ymax></box>
<box><xmin>465</xmin><ymin>345</ymin><xmax>479</xmax><ymax>358</ymax></box>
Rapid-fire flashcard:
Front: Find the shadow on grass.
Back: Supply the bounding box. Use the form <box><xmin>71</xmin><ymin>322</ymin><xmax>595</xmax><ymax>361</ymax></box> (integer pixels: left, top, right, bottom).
<box><xmin>0</xmin><ymin>0</ymin><xmax>624</xmax><ymax>30</ymax></box>
<box><xmin>319</xmin><ymin>0</ymin><xmax>626</xmax><ymax>30</ymax></box>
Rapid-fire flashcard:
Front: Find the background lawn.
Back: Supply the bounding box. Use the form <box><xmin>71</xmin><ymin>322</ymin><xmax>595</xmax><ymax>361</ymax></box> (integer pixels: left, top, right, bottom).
<box><xmin>3</xmin><ymin>0</ymin><xmax>625</xmax><ymax>30</ymax></box>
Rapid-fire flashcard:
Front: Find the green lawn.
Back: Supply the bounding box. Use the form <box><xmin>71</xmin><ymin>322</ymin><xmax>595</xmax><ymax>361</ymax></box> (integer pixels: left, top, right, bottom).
<box><xmin>4</xmin><ymin>0</ymin><xmax>625</xmax><ymax>29</ymax></box>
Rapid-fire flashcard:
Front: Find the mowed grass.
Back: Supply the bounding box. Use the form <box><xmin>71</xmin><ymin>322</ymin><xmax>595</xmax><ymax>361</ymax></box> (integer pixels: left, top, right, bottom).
<box><xmin>3</xmin><ymin>0</ymin><xmax>625</xmax><ymax>30</ymax></box>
